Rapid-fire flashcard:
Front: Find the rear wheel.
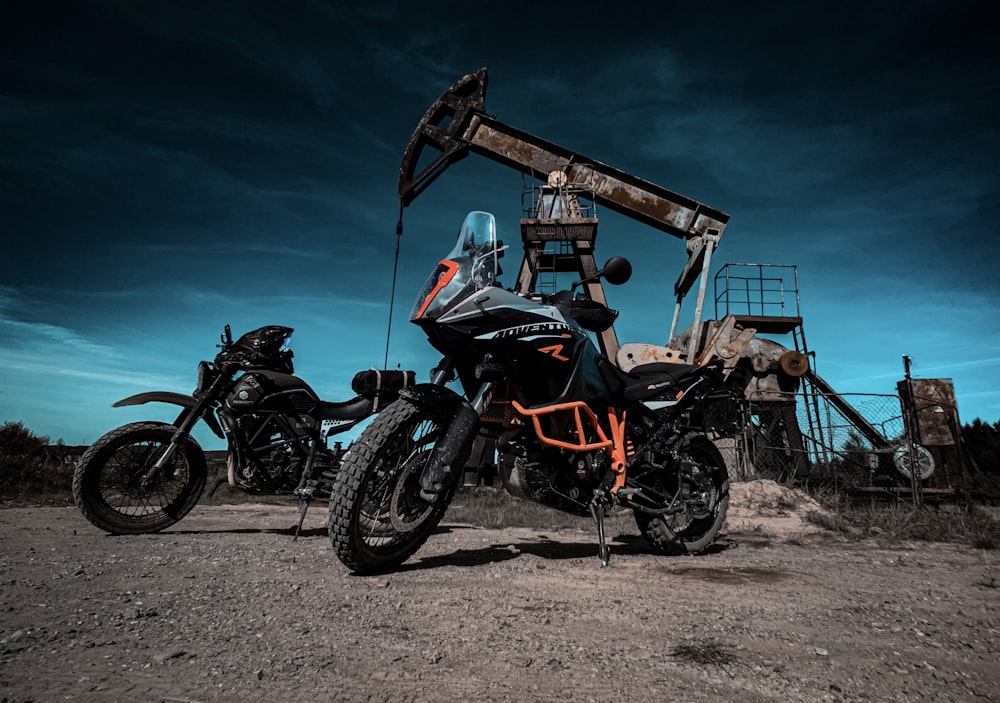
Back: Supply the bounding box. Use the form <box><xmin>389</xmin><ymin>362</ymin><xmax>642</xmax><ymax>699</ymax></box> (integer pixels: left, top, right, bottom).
<box><xmin>633</xmin><ymin>434</ymin><xmax>729</xmax><ymax>555</ymax></box>
<box><xmin>328</xmin><ymin>400</ymin><xmax>453</xmax><ymax>573</ymax></box>
<box><xmin>73</xmin><ymin>422</ymin><xmax>207</xmax><ymax>534</ymax></box>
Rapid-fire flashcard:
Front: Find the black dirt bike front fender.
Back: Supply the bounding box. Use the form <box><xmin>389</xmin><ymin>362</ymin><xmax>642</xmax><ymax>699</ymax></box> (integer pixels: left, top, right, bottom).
<box><xmin>396</xmin><ymin>384</ymin><xmax>480</xmax><ymax>498</ymax></box>
<box><xmin>113</xmin><ymin>391</ymin><xmax>225</xmax><ymax>439</ymax></box>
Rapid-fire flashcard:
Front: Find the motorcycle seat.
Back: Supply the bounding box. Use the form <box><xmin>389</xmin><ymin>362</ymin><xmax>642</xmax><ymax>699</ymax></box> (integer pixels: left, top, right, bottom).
<box><xmin>602</xmin><ymin>360</ymin><xmax>706</xmax><ymax>402</ymax></box>
<box><xmin>310</xmin><ymin>395</ymin><xmax>376</xmax><ymax>421</ymax></box>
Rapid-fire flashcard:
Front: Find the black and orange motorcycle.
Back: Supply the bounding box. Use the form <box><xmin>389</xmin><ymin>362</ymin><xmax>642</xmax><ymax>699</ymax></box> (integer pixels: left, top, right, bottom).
<box><xmin>328</xmin><ymin>211</ymin><xmax>737</xmax><ymax>572</ymax></box>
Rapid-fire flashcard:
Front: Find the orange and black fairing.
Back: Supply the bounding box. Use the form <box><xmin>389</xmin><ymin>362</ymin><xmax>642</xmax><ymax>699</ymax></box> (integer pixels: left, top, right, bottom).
<box><xmin>409</xmin><ymin>210</ymin><xmax>502</xmax><ymax>324</ymax></box>
<box><xmin>412</xmin><ymin>259</ymin><xmax>460</xmax><ymax>320</ymax></box>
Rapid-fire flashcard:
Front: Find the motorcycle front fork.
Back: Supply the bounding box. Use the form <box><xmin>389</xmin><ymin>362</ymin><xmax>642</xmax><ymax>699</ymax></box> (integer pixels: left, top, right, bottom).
<box><xmin>140</xmin><ymin>388</ymin><xmax>225</xmax><ymax>490</ymax></box>
<box><xmin>140</xmin><ymin>428</ymin><xmax>193</xmax><ymax>490</ymax></box>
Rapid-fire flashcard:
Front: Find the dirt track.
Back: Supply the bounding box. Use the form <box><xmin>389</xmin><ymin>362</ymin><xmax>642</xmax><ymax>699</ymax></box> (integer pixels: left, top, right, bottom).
<box><xmin>2</xmin><ymin>486</ymin><xmax>999</xmax><ymax>702</ymax></box>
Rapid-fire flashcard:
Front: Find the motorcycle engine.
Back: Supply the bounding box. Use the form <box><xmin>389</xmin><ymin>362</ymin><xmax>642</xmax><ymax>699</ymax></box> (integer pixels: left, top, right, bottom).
<box><xmin>228</xmin><ymin>414</ymin><xmax>307</xmax><ymax>491</ymax></box>
<box><xmin>496</xmin><ymin>444</ymin><xmax>548</xmax><ymax>502</ymax></box>
<box><xmin>497</xmin><ymin>432</ymin><xmax>608</xmax><ymax>515</ymax></box>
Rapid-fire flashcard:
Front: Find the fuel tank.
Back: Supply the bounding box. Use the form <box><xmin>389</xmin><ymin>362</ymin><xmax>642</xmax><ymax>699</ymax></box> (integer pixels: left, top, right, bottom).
<box><xmin>226</xmin><ymin>370</ymin><xmax>320</xmax><ymax>414</ymax></box>
<box><xmin>443</xmin><ymin>286</ymin><xmax>612</xmax><ymax>406</ymax></box>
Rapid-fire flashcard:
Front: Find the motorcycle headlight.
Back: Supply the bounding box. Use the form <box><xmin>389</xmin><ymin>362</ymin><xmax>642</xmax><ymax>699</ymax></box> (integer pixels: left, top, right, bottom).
<box><xmin>194</xmin><ymin>360</ymin><xmax>215</xmax><ymax>396</ymax></box>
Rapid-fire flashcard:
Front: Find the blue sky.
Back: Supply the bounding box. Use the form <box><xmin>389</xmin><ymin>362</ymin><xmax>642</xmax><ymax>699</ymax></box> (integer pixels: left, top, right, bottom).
<box><xmin>2</xmin><ymin>0</ymin><xmax>998</xmax><ymax>449</ymax></box>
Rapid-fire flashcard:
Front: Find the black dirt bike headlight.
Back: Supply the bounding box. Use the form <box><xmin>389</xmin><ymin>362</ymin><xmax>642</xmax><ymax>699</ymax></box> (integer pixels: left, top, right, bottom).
<box><xmin>194</xmin><ymin>360</ymin><xmax>215</xmax><ymax>397</ymax></box>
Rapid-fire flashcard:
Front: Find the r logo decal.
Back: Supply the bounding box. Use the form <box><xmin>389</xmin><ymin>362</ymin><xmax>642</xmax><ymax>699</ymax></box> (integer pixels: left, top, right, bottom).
<box><xmin>539</xmin><ymin>344</ymin><xmax>570</xmax><ymax>362</ymax></box>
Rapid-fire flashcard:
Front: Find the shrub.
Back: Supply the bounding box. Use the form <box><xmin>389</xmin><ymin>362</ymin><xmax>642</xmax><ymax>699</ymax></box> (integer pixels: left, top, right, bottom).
<box><xmin>0</xmin><ymin>421</ymin><xmax>74</xmax><ymax>502</ymax></box>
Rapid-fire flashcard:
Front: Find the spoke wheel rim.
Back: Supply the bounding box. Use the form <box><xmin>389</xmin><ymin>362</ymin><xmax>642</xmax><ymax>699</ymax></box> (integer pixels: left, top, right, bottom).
<box><xmin>390</xmin><ymin>447</ymin><xmax>435</xmax><ymax>531</ymax></box>
<box><xmin>98</xmin><ymin>440</ymin><xmax>190</xmax><ymax>519</ymax></box>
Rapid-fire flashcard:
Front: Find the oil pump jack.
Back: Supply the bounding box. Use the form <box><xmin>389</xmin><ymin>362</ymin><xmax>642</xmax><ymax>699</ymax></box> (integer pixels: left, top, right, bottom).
<box><xmin>394</xmin><ymin>68</ymin><xmax>958</xmax><ymax>490</ymax></box>
<box><xmin>396</xmin><ymin>68</ymin><xmax>815</xmax><ymax>481</ymax></box>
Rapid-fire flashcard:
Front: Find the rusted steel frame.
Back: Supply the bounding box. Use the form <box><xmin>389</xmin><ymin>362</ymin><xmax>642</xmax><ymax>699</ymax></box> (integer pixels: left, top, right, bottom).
<box><xmin>684</xmin><ymin>233</ymin><xmax>719</xmax><ymax>362</ymax></box>
<box><xmin>576</xmin><ymin>240</ymin><xmax>621</xmax><ymax>360</ymax></box>
<box><xmin>674</xmin><ymin>234</ymin><xmax>717</xmax><ymax>297</ymax></box>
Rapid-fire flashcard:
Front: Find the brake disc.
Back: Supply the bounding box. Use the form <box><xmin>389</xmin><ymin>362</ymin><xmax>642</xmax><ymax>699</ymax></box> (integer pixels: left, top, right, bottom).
<box><xmin>389</xmin><ymin>449</ymin><xmax>436</xmax><ymax>531</ymax></box>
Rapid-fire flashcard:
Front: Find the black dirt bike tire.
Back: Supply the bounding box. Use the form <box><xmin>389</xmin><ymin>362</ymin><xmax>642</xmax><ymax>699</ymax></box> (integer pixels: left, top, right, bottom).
<box><xmin>72</xmin><ymin>421</ymin><xmax>207</xmax><ymax>535</ymax></box>
<box><xmin>328</xmin><ymin>399</ymin><xmax>455</xmax><ymax>574</ymax></box>
<box><xmin>633</xmin><ymin>435</ymin><xmax>730</xmax><ymax>555</ymax></box>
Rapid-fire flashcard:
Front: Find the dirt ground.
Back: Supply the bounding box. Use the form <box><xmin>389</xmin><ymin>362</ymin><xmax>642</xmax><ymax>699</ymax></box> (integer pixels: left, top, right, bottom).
<box><xmin>1</xmin><ymin>481</ymin><xmax>998</xmax><ymax>702</ymax></box>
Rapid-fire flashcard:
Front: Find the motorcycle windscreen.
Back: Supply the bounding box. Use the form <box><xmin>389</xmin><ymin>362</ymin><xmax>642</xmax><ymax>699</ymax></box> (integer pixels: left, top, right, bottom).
<box><xmin>410</xmin><ymin>210</ymin><xmax>501</xmax><ymax>321</ymax></box>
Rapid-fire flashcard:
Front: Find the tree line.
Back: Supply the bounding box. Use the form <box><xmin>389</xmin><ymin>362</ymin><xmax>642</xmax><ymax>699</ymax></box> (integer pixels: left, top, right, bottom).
<box><xmin>962</xmin><ymin>418</ymin><xmax>1000</xmax><ymax>478</ymax></box>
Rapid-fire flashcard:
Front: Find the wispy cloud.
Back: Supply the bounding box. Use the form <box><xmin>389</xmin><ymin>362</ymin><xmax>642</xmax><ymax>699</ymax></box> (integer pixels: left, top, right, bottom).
<box><xmin>833</xmin><ymin>356</ymin><xmax>1000</xmax><ymax>387</ymax></box>
<box><xmin>0</xmin><ymin>287</ymin><xmax>185</xmax><ymax>390</ymax></box>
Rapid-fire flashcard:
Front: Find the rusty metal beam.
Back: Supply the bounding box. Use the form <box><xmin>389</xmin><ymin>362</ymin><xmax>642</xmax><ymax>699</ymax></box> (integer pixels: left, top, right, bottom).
<box><xmin>399</xmin><ymin>68</ymin><xmax>729</xmax><ymax>241</ymax></box>
<box><xmin>398</xmin><ymin>69</ymin><xmax>487</xmax><ymax>206</ymax></box>
<box><xmin>463</xmin><ymin>115</ymin><xmax>729</xmax><ymax>240</ymax></box>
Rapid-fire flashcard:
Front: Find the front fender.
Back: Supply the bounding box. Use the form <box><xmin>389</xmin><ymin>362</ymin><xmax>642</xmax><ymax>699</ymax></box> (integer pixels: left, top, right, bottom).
<box><xmin>113</xmin><ymin>391</ymin><xmax>225</xmax><ymax>439</ymax></box>
<box><xmin>396</xmin><ymin>384</ymin><xmax>480</xmax><ymax>496</ymax></box>
<box><xmin>397</xmin><ymin>384</ymin><xmax>469</xmax><ymax>414</ymax></box>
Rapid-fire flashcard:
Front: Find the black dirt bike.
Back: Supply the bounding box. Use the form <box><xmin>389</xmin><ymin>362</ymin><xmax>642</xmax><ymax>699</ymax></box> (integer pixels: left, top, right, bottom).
<box><xmin>73</xmin><ymin>324</ymin><xmax>414</xmax><ymax>537</ymax></box>
<box><xmin>328</xmin><ymin>211</ymin><xmax>739</xmax><ymax>573</ymax></box>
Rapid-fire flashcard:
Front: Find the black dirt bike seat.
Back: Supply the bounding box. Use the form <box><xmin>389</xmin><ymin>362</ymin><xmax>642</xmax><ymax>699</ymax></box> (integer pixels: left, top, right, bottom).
<box><xmin>310</xmin><ymin>396</ymin><xmax>376</xmax><ymax>421</ymax></box>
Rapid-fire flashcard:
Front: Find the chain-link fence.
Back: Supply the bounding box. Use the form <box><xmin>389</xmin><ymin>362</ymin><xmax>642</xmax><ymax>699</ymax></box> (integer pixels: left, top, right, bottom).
<box><xmin>713</xmin><ymin>389</ymin><xmax>966</xmax><ymax>499</ymax></box>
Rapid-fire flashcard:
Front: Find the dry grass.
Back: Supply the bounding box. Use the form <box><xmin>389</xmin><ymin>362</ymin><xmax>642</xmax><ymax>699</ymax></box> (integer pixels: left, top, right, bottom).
<box><xmin>6</xmin><ymin>444</ymin><xmax>1000</xmax><ymax>553</ymax></box>
<box><xmin>802</xmin><ymin>488</ymin><xmax>1000</xmax><ymax>550</ymax></box>
<box><xmin>0</xmin><ymin>456</ymin><xmax>76</xmax><ymax>505</ymax></box>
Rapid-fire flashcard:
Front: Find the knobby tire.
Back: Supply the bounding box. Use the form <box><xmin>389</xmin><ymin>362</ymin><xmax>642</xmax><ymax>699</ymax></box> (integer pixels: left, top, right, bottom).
<box><xmin>328</xmin><ymin>400</ymin><xmax>453</xmax><ymax>573</ymax></box>
<box><xmin>634</xmin><ymin>434</ymin><xmax>730</xmax><ymax>555</ymax></box>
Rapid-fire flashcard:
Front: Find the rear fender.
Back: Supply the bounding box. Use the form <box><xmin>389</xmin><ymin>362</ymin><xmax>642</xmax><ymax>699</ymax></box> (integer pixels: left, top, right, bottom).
<box><xmin>113</xmin><ymin>391</ymin><xmax>225</xmax><ymax>439</ymax></box>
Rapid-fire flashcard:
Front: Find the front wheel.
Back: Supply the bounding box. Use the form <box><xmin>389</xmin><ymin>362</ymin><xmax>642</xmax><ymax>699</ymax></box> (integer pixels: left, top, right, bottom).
<box><xmin>633</xmin><ymin>435</ymin><xmax>729</xmax><ymax>555</ymax></box>
<box><xmin>328</xmin><ymin>400</ymin><xmax>453</xmax><ymax>573</ymax></box>
<box><xmin>72</xmin><ymin>422</ymin><xmax>207</xmax><ymax>534</ymax></box>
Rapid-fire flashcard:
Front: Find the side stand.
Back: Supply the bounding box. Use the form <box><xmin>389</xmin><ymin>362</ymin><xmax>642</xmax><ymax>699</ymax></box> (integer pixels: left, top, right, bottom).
<box><xmin>293</xmin><ymin>487</ymin><xmax>314</xmax><ymax>540</ymax></box>
<box><xmin>589</xmin><ymin>491</ymin><xmax>612</xmax><ymax>567</ymax></box>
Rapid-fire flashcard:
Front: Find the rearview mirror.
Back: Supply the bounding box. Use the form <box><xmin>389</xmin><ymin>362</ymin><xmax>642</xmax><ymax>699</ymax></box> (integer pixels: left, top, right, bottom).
<box><xmin>600</xmin><ymin>257</ymin><xmax>632</xmax><ymax>286</ymax></box>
